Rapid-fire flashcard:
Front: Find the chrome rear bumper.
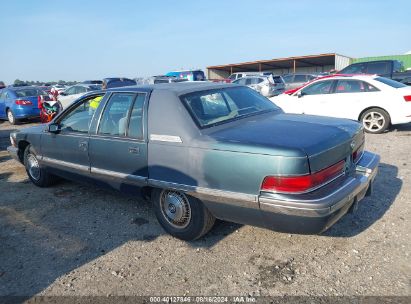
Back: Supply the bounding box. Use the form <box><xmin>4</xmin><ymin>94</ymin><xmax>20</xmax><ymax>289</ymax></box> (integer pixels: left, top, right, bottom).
<box><xmin>259</xmin><ymin>151</ymin><xmax>379</xmax><ymax>233</ymax></box>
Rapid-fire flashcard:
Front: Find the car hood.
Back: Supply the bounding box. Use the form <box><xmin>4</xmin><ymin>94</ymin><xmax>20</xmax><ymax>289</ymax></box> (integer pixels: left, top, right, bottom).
<box><xmin>198</xmin><ymin>112</ymin><xmax>364</xmax><ymax>172</ymax></box>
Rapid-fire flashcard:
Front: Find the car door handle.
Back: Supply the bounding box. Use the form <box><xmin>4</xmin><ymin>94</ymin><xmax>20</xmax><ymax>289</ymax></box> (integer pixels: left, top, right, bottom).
<box><xmin>128</xmin><ymin>147</ymin><xmax>140</xmax><ymax>154</ymax></box>
<box><xmin>79</xmin><ymin>141</ymin><xmax>88</xmax><ymax>151</ymax></box>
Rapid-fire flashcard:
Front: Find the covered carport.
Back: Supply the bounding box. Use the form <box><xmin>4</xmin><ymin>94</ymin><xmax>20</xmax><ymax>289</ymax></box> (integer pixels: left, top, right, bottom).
<box><xmin>207</xmin><ymin>53</ymin><xmax>352</xmax><ymax>80</ymax></box>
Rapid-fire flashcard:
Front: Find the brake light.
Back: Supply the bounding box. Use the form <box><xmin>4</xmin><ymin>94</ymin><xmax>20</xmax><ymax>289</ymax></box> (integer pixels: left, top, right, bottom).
<box><xmin>15</xmin><ymin>99</ymin><xmax>33</xmax><ymax>106</ymax></box>
<box><xmin>261</xmin><ymin>160</ymin><xmax>345</xmax><ymax>193</ymax></box>
<box><xmin>404</xmin><ymin>95</ymin><xmax>411</xmax><ymax>102</ymax></box>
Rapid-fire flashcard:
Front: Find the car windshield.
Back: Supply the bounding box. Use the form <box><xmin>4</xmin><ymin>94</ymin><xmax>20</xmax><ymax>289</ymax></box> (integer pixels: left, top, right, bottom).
<box><xmin>180</xmin><ymin>87</ymin><xmax>279</xmax><ymax>128</ymax></box>
<box><xmin>375</xmin><ymin>77</ymin><xmax>407</xmax><ymax>88</ymax></box>
<box><xmin>14</xmin><ymin>88</ymin><xmax>47</xmax><ymax>97</ymax></box>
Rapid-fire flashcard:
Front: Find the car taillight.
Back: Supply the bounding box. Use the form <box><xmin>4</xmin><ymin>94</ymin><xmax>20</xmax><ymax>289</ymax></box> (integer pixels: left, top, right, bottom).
<box><xmin>404</xmin><ymin>95</ymin><xmax>411</xmax><ymax>102</ymax></box>
<box><xmin>261</xmin><ymin>160</ymin><xmax>345</xmax><ymax>193</ymax></box>
<box><xmin>15</xmin><ymin>99</ymin><xmax>33</xmax><ymax>106</ymax></box>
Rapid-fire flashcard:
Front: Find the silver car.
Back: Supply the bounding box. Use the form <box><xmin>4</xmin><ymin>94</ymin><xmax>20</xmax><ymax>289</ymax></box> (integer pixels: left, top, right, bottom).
<box><xmin>282</xmin><ymin>73</ymin><xmax>318</xmax><ymax>90</ymax></box>
<box><xmin>233</xmin><ymin>75</ymin><xmax>285</xmax><ymax>97</ymax></box>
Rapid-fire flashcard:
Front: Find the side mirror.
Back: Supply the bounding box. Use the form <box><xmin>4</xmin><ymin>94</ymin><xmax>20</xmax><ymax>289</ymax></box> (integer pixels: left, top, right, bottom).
<box><xmin>48</xmin><ymin>123</ymin><xmax>61</xmax><ymax>133</ymax></box>
<box><xmin>297</xmin><ymin>91</ymin><xmax>304</xmax><ymax>98</ymax></box>
<box><xmin>60</xmin><ymin>92</ymin><xmax>67</xmax><ymax>96</ymax></box>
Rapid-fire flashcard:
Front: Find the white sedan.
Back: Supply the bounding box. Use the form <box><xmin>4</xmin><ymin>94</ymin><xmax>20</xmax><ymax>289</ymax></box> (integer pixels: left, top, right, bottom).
<box><xmin>58</xmin><ymin>84</ymin><xmax>101</xmax><ymax>109</ymax></box>
<box><xmin>271</xmin><ymin>75</ymin><xmax>411</xmax><ymax>133</ymax></box>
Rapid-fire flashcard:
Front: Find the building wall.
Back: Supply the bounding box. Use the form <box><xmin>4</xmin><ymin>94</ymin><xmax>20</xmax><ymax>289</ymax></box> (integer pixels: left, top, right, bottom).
<box><xmin>335</xmin><ymin>54</ymin><xmax>352</xmax><ymax>70</ymax></box>
<box><xmin>353</xmin><ymin>54</ymin><xmax>411</xmax><ymax>69</ymax></box>
<box><xmin>207</xmin><ymin>65</ymin><xmax>335</xmax><ymax>79</ymax></box>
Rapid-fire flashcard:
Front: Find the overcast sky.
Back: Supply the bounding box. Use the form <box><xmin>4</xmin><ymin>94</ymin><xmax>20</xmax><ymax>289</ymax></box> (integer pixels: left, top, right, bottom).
<box><xmin>1</xmin><ymin>0</ymin><xmax>410</xmax><ymax>84</ymax></box>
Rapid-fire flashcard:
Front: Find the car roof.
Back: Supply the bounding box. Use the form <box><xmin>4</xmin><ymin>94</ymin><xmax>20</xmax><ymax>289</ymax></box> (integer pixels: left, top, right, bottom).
<box><xmin>106</xmin><ymin>81</ymin><xmax>237</xmax><ymax>95</ymax></box>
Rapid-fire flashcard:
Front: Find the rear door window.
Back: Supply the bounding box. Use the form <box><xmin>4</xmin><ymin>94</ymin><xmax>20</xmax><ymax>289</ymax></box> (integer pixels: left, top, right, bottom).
<box><xmin>127</xmin><ymin>93</ymin><xmax>146</xmax><ymax>139</ymax></box>
<box><xmin>98</xmin><ymin>93</ymin><xmax>135</xmax><ymax>136</ymax></box>
<box><xmin>334</xmin><ymin>80</ymin><xmax>366</xmax><ymax>93</ymax></box>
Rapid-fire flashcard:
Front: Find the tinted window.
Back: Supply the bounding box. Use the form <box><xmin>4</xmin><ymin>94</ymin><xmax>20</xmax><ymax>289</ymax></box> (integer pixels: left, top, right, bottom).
<box><xmin>59</xmin><ymin>98</ymin><xmax>94</xmax><ymax>133</ymax></box>
<box><xmin>106</xmin><ymin>79</ymin><xmax>136</xmax><ymax>88</ymax></box>
<box><xmin>301</xmin><ymin>80</ymin><xmax>333</xmax><ymax>95</ymax></box>
<box><xmin>0</xmin><ymin>91</ymin><xmax>6</xmax><ymax>100</ymax></box>
<box><xmin>340</xmin><ymin>63</ymin><xmax>366</xmax><ymax>74</ymax></box>
<box><xmin>367</xmin><ymin>62</ymin><xmax>389</xmax><ymax>74</ymax></box>
<box><xmin>282</xmin><ymin>75</ymin><xmax>293</xmax><ymax>83</ymax></box>
<box><xmin>228</xmin><ymin>74</ymin><xmax>237</xmax><ymax>80</ymax></box>
<box><xmin>193</xmin><ymin>71</ymin><xmax>205</xmax><ymax>81</ymax></box>
<box><xmin>128</xmin><ymin>94</ymin><xmax>146</xmax><ymax>139</ymax></box>
<box><xmin>294</xmin><ymin>75</ymin><xmax>307</xmax><ymax>82</ymax></box>
<box><xmin>375</xmin><ymin>77</ymin><xmax>407</xmax><ymax>88</ymax></box>
<box><xmin>334</xmin><ymin>80</ymin><xmax>365</xmax><ymax>93</ymax></box>
<box><xmin>181</xmin><ymin>87</ymin><xmax>278</xmax><ymax>128</ymax></box>
<box><xmin>272</xmin><ymin>76</ymin><xmax>284</xmax><ymax>84</ymax></box>
<box><xmin>98</xmin><ymin>93</ymin><xmax>134</xmax><ymax>136</ymax></box>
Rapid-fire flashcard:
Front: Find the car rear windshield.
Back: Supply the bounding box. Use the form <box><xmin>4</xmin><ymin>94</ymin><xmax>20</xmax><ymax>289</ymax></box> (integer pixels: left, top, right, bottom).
<box><xmin>180</xmin><ymin>87</ymin><xmax>279</xmax><ymax>128</ymax></box>
<box><xmin>272</xmin><ymin>76</ymin><xmax>284</xmax><ymax>84</ymax></box>
<box><xmin>14</xmin><ymin>88</ymin><xmax>47</xmax><ymax>97</ymax></box>
<box><xmin>375</xmin><ymin>77</ymin><xmax>407</xmax><ymax>88</ymax></box>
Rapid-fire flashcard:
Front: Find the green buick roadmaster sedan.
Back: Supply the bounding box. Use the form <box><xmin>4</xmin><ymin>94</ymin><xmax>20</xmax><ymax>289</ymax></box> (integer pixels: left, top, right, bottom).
<box><xmin>8</xmin><ymin>82</ymin><xmax>379</xmax><ymax>240</ymax></box>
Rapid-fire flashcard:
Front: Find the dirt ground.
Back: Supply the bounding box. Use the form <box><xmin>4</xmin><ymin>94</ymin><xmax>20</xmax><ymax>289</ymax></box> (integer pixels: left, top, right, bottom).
<box><xmin>0</xmin><ymin>120</ymin><xmax>410</xmax><ymax>299</ymax></box>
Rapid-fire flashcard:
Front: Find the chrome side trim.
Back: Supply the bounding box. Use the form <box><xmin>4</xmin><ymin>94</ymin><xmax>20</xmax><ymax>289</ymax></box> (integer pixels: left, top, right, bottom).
<box><xmin>149</xmin><ymin>134</ymin><xmax>183</xmax><ymax>143</ymax></box>
<box><xmin>148</xmin><ymin>179</ymin><xmax>258</xmax><ymax>207</ymax></box>
<box><xmin>91</xmin><ymin>167</ymin><xmax>147</xmax><ymax>185</ymax></box>
<box><xmin>41</xmin><ymin>157</ymin><xmax>90</xmax><ymax>172</ymax></box>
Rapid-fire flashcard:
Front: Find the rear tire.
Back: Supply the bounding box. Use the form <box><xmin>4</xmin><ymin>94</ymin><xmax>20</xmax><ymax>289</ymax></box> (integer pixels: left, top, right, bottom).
<box><xmin>7</xmin><ymin>109</ymin><xmax>18</xmax><ymax>125</ymax></box>
<box><xmin>24</xmin><ymin>145</ymin><xmax>58</xmax><ymax>187</ymax></box>
<box><xmin>360</xmin><ymin>108</ymin><xmax>390</xmax><ymax>134</ymax></box>
<box><xmin>152</xmin><ymin>188</ymin><xmax>215</xmax><ymax>241</ymax></box>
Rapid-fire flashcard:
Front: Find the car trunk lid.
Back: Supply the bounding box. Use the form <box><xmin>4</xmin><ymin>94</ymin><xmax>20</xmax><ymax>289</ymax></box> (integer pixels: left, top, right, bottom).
<box><xmin>202</xmin><ymin>112</ymin><xmax>364</xmax><ymax>172</ymax></box>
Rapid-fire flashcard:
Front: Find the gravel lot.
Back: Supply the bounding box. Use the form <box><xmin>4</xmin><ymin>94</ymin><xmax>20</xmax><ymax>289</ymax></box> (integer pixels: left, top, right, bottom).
<box><xmin>0</xmin><ymin>120</ymin><xmax>410</xmax><ymax>299</ymax></box>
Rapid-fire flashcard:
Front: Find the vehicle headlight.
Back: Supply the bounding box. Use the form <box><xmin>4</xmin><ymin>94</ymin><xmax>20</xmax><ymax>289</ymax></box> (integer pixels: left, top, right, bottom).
<box><xmin>10</xmin><ymin>133</ymin><xmax>17</xmax><ymax>147</ymax></box>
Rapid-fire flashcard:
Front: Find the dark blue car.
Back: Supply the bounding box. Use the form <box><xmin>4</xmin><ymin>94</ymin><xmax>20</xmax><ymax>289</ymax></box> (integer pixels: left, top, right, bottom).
<box><xmin>0</xmin><ymin>86</ymin><xmax>48</xmax><ymax>124</ymax></box>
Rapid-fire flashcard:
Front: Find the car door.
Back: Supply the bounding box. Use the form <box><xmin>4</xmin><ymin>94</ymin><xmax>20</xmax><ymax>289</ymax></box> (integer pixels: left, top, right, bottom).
<box><xmin>88</xmin><ymin>92</ymin><xmax>148</xmax><ymax>191</ymax></box>
<box><xmin>0</xmin><ymin>90</ymin><xmax>6</xmax><ymax>118</ymax></box>
<box><xmin>326</xmin><ymin>79</ymin><xmax>380</xmax><ymax>120</ymax></box>
<box><xmin>41</xmin><ymin>96</ymin><xmax>96</xmax><ymax>177</ymax></box>
<box><xmin>299</xmin><ymin>80</ymin><xmax>335</xmax><ymax>116</ymax></box>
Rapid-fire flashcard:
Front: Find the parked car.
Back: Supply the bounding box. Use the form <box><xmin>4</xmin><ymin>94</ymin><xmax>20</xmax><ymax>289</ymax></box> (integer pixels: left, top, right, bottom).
<box><xmin>165</xmin><ymin>70</ymin><xmax>206</xmax><ymax>81</ymax></box>
<box><xmin>228</xmin><ymin>72</ymin><xmax>273</xmax><ymax>82</ymax></box>
<box><xmin>339</xmin><ymin>60</ymin><xmax>411</xmax><ymax>85</ymax></box>
<box><xmin>8</xmin><ymin>82</ymin><xmax>379</xmax><ymax>240</ymax></box>
<box><xmin>282</xmin><ymin>73</ymin><xmax>318</xmax><ymax>90</ymax></box>
<box><xmin>272</xmin><ymin>75</ymin><xmax>411</xmax><ymax>133</ymax></box>
<box><xmin>149</xmin><ymin>76</ymin><xmax>188</xmax><ymax>84</ymax></box>
<box><xmin>58</xmin><ymin>84</ymin><xmax>101</xmax><ymax>109</ymax></box>
<box><xmin>233</xmin><ymin>75</ymin><xmax>285</xmax><ymax>97</ymax></box>
<box><xmin>51</xmin><ymin>84</ymin><xmax>67</xmax><ymax>94</ymax></box>
<box><xmin>102</xmin><ymin>77</ymin><xmax>137</xmax><ymax>89</ymax></box>
<box><xmin>0</xmin><ymin>86</ymin><xmax>49</xmax><ymax>124</ymax></box>
<box><xmin>82</xmin><ymin>80</ymin><xmax>103</xmax><ymax>85</ymax></box>
<box><xmin>0</xmin><ymin>81</ymin><xmax>5</xmax><ymax>89</ymax></box>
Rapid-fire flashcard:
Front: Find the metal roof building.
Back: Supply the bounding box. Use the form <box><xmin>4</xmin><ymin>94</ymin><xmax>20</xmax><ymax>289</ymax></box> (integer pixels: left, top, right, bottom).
<box><xmin>206</xmin><ymin>53</ymin><xmax>352</xmax><ymax>79</ymax></box>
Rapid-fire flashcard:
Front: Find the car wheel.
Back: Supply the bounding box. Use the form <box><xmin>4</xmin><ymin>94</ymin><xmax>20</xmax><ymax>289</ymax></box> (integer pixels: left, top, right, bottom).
<box><xmin>7</xmin><ymin>109</ymin><xmax>18</xmax><ymax>125</ymax></box>
<box><xmin>152</xmin><ymin>188</ymin><xmax>215</xmax><ymax>241</ymax></box>
<box><xmin>360</xmin><ymin>108</ymin><xmax>390</xmax><ymax>134</ymax></box>
<box><xmin>24</xmin><ymin>145</ymin><xmax>58</xmax><ymax>187</ymax></box>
